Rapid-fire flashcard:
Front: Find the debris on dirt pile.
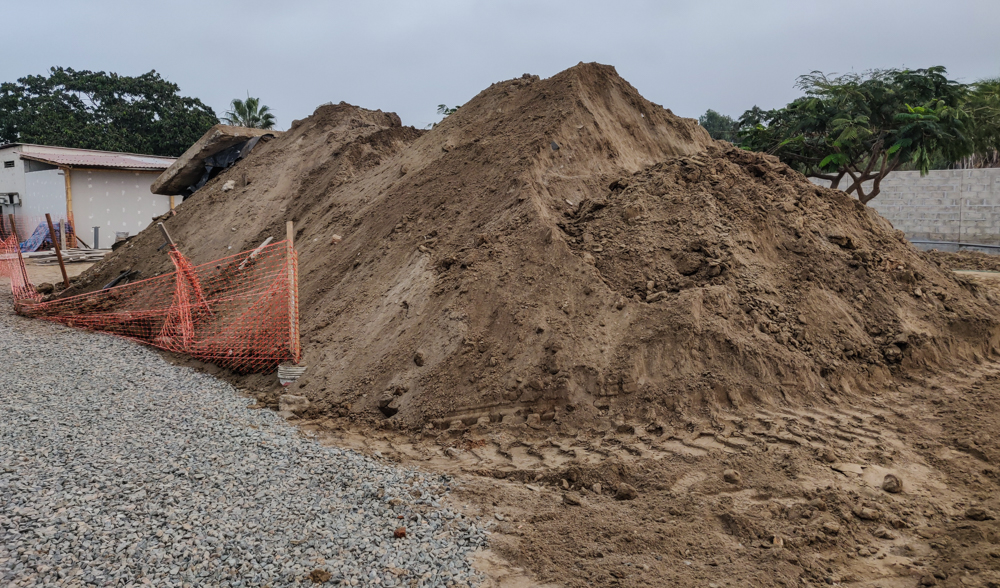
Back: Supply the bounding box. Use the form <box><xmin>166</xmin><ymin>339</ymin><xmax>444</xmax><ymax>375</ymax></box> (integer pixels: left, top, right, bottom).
<box><xmin>62</xmin><ymin>62</ymin><xmax>1000</xmax><ymax>431</ymax></box>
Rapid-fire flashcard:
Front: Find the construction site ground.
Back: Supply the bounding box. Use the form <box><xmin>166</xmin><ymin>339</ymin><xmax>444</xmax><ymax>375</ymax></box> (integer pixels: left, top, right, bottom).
<box><xmin>9</xmin><ymin>63</ymin><xmax>1000</xmax><ymax>587</ymax></box>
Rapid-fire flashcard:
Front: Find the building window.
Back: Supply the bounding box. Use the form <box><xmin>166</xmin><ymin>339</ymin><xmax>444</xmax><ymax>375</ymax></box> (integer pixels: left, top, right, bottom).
<box><xmin>3</xmin><ymin>161</ymin><xmax>13</xmax><ymax>168</ymax></box>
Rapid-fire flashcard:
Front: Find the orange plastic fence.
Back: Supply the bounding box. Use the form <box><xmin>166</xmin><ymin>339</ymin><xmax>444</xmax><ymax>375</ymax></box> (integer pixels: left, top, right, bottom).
<box><xmin>1</xmin><ymin>235</ymin><xmax>300</xmax><ymax>373</ymax></box>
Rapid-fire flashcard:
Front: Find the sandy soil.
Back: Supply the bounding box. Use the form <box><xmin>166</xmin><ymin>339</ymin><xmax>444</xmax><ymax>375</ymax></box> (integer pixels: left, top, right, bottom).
<box><xmin>19</xmin><ymin>62</ymin><xmax>1000</xmax><ymax>587</ymax></box>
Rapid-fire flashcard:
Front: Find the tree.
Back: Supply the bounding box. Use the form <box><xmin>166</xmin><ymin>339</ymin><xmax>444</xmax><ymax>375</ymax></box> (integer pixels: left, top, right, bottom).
<box><xmin>437</xmin><ymin>104</ymin><xmax>459</xmax><ymax>116</ymax></box>
<box><xmin>739</xmin><ymin>67</ymin><xmax>974</xmax><ymax>204</ymax></box>
<box><xmin>222</xmin><ymin>95</ymin><xmax>276</xmax><ymax>129</ymax></box>
<box><xmin>959</xmin><ymin>77</ymin><xmax>1000</xmax><ymax>168</ymax></box>
<box><xmin>698</xmin><ymin>109</ymin><xmax>741</xmax><ymax>144</ymax></box>
<box><xmin>0</xmin><ymin>67</ymin><xmax>218</xmax><ymax>157</ymax></box>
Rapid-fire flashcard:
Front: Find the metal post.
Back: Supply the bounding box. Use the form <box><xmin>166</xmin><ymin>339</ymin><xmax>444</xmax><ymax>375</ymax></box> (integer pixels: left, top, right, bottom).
<box><xmin>45</xmin><ymin>214</ymin><xmax>69</xmax><ymax>289</ymax></box>
<box><xmin>93</xmin><ymin>227</ymin><xmax>100</xmax><ymax>250</ymax></box>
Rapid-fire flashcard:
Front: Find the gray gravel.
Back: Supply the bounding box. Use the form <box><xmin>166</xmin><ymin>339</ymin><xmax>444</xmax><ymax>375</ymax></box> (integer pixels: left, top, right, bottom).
<box><xmin>0</xmin><ymin>299</ymin><xmax>487</xmax><ymax>587</ymax></box>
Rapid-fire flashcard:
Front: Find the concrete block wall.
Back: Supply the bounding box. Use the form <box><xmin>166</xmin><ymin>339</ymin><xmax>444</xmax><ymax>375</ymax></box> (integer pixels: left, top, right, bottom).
<box><xmin>811</xmin><ymin>169</ymin><xmax>1000</xmax><ymax>247</ymax></box>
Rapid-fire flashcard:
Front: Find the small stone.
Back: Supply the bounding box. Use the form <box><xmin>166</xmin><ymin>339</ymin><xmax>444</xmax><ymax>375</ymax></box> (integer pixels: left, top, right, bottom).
<box><xmin>413</xmin><ymin>350</ymin><xmax>426</xmax><ymax>366</ymax></box>
<box><xmin>221</xmin><ymin>180</ymin><xmax>236</xmax><ymax>192</ymax></box>
<box><xmin>723</xmin><ymin>469</ymin><xmax>742</xmax><ymax>485</ymax></box>
<box><xmin>592</xmin><ymin>483</ymin><xmax>602</xmax><ymax>495</ymax></box>
<box><xmin>881</xmin><ymin>474</ymin><xmax>903</xmax><ymax>494</ymax></box>
<box><xmin>563</xmin><ymin>492</ymin><xmax>584</xmax><ymax>506</ymax></box>
<box><xmin>820</xmin><ymin>448</ymin><xmax>837</xmax><ymax>463</ymax></box>
<box><xmin>873</xmin><ymin>526</ymin><xmax>897</xmax><ymax>540</ymax></box>
<box><xmin>35</xmin><ymin>282</ymin><xmax>55</xmax><ymax>294</ymax></box>
<box><xmin>393</xmin><ymin>527</ymin><xmax>407</xmax><ymax>538</ymax></box>
<box><xmin>278</xmin><ymin>394</ymin><xmax>310</xmax><ymax>415</ymax></box>
<box><xmin>853</xmin><ymin>506</ymin><xmax>879</xmax><ymax>521</ymax></box>
<box><xmin>821</xmin><ymin>521</ymin><xmax>841</xmax><ymax>535</ymax></box>
<box><xmin>526</xmin><ymin>414</ymin><xmax>542</xmax><ymax>429</ymax></box>
<box><xmin>561</xmin><ymin>479</ymin><xmax>570</xmax><ymax>490</ymax></box>
<box><xmin>615</xmin><ymin>484</ymin><xmax>638</xmax><ymax>501</ymax></box>
<box><xmin>918</xmin><ymin>575</ymin><xmax>938</xmax><ymax>586</ymax></box>
<box><xmin>966</xmin><ymin>507</ymin><xmax>993</xmax><ymax>521</ymax></box>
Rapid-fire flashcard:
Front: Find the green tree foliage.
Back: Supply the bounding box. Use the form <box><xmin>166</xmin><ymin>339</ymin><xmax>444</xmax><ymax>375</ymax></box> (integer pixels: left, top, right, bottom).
<box><xmin>961</xmin><ymin>77</ymin><xmax>1000</xmax><ymax>168</ymax></box>
<box><xmin>222</xmin><ymin>95</ymin><xmax>276</xmax><ymax>130</ymax></box>
<box><xmin>739</xmin><ymin>67</ymin><xmax>974</xmax><ymax>204</ymax></box>
<box><xmin>698</xmin><ymin>109</ymin><xmax>741</xmax><ymax>144</ymax></box>
<box><xmin>0</xmin><ymin>67</ymin><xmax>218</xmax><ymax>157</ymax></box>
<box><xmin>437</xmin><ymin>104</ymin><xmax>459</xmax><ymax>116</ymax></box>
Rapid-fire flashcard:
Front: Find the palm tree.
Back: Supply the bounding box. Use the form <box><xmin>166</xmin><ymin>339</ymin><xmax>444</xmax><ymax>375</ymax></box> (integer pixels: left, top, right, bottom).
<box><xmin>222</xmin><ymin>95</ymin><xmax>276</xmax><ymax>129</ymax></box>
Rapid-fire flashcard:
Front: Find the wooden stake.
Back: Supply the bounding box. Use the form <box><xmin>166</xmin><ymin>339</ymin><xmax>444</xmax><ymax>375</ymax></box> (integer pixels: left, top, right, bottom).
<box><xmin>61</xmin><ymin>167</ymin><xmax>77</xmax><ymax>247</ymax></box>
<box><xmin>59</xmin><ymin>219</ymin><xmax>67</xmax><ymax>251</ymax></box>
<box><xmin>286</xmin><ymin>221</ymin><xmax>300</xmax><ymax>362</ymax></box>
<box><xmin>7</xmin><ymin>214</ymin><xmax>31</xmax><ymax>291</ymax></box>
<box><xmin>45</xmin><ymin>214</ymin><xmax>70</xmax><ymax>289</ymax></box>
<box><xmin>157</xmin><ymin>222</ymin><xmax>175</xmax><ymax>248</ymax></box>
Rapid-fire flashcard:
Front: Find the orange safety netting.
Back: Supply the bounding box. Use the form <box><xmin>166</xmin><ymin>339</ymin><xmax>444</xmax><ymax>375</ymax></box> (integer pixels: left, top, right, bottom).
<box><xmin>1</xmin><ymin>235</ymin><xmax>300</xmax><ymax>373</ymax></box>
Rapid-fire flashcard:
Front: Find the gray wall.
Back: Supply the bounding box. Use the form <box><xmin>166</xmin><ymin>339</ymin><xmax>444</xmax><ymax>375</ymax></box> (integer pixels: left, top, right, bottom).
<box><xmin>812</xmin><ymin>168</ymin><xmax>1000</xmax><ymax>250</ymax></box>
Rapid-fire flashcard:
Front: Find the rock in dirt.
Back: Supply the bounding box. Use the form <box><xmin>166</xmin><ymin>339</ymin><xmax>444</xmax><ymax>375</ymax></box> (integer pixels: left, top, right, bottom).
<box><xmin>615</xmin><ymin>484</ymin><xmax>638</xmax><ymax>501</ymax></box>
<box><xmin>278</xmin><ymin>394</ymin><xmax>309</xmax><ymax>415</ymax></box>
<box><xmin>918</xmin><ymin>575</ymin><xmax>938</xmax><ymax>586</ymax></box>
<box><xmin>873</xmin><ymin>526</ymin><xmax>897</xmax><ymax>540</ymax></box>
<box><xmin>394</xmin><ymin>527</ymin><xmax>407</xmax><ymax>538</ymax></box>
<box><xmin>222</xmin><ymin>180</ymin><xmax>236</xmax><ymax>192</ymax></box>
<box><xmin>966</xmin><ymin>507</ymin><xmax>994</xmax><ymax>521</ymax></box>
<box><xmin>821</xmin><ymin>522</ymin><xmax>841</xmax><ymax>535</ymax></box>
<box><xmin>592</xmin><ymin>483</ymin><xmax>602</xmax><ymax>494</ymax></box>
<box><xmin>413</xmin><ymin>350</ymin><xmax>426</xmax><ymax>366</ymax></box>
<box><xmin>881</xmin><ymin>474</ymin><xmax>903</xmax><ymax>494</ymax></box>
<box><xmin>723</xmin><ymin>469</ymin><xmax>742</xmax><ymax>484</ymax></box>
<box><xmin>309</xmin><ymin>569</ymin><xmax>332</xmax><ymax>583</ymax></box>
<box><xmin>853</xmin><ymin>505</ymin><xmax>880</xmax><ymax>521</ymax></box>
<box><xmin>563</xmin><ymin>492</ymin><xmax>585</xmax><ymax>506</ymax></box>
<box><xmin>35</xmin><ymin>283</ymin><xmax>54</xmax><ymax>294</ymax></box>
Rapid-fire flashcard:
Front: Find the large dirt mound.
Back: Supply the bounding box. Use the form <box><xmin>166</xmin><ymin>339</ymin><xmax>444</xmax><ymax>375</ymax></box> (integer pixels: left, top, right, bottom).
<box><xmin>64</xmin><ymin>63</ymin><xmax>1000</xmax><ymax>432</ymax></box>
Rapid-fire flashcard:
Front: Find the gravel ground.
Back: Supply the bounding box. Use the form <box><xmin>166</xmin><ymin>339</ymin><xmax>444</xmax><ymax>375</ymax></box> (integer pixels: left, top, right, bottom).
<box><xmin>0</xmin><ymin>297</ymin><xmax>487</xmax><ymax>587</ymax></box>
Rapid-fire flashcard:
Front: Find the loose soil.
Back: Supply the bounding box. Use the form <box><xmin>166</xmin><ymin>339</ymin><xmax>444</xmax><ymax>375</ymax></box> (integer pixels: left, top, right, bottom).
<box><xmin>52</xmin><ymin>63</ymin><xmax>1000</xmax><ymax>587</ymax></box>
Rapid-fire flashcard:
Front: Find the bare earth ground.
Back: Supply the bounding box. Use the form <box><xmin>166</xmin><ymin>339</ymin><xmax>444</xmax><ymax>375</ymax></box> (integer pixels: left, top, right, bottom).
<box><xmin>303</xmin><ymin>345</ymin><xmax>1000</xmax><ymax>588</ymax></box>
<box><xmin>5</xmin><ymin>265</ymin><xmax>1000</xmax><ymax>586</ymax></box>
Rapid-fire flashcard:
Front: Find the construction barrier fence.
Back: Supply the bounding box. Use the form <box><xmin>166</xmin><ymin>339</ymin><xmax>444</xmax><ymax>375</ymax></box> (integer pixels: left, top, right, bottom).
<box><xmin>0</xmin><ymin>232</ymin><xmax>300</xmax><ymax>373</ymax></box>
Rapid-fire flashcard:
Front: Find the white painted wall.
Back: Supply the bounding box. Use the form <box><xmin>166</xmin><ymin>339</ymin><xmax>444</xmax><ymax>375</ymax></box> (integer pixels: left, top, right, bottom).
<box><xmin>0</xmin><ymin>146</ymin><xmax>27</xmax><ymax>220</ymax></box>
<box><xmin>70</xmin><ymin>169</ymin><xmax>168</xmax><ymax>241</ymax></box>
<box><xmin>22</xmin><ymin>169</ymin><xmax>67</xmax><ymax>223</ymax></box>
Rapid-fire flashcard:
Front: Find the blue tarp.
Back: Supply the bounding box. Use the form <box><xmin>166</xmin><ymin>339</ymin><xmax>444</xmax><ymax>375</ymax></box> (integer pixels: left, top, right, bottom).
<box><xmin>19</xmin><ymin>222</ymin><xmax>72</xmax><ymax>253</ymax></box>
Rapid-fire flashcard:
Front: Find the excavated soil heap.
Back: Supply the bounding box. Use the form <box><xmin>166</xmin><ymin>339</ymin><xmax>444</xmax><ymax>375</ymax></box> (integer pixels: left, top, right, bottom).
<box><xmin>64</xmin><ymin>63</ymin><xmax>1000</xmax><ymax>432</ymax></box>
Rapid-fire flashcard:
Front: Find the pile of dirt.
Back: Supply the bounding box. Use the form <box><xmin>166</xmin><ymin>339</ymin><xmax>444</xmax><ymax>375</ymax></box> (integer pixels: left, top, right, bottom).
<box><xmin>65</xmin><ymin>63</ymin><xmax>1000</xmax><ymax>430</ymax></box>
<box><xmin>57</xmin><ymin>62</ymin><xmax>1000</xmax><ymax>587</ymax></box>
<box><xmin>925</xmin><ymin>249</ymin><xmax>1000</xmax><ymax>273</ymax></box>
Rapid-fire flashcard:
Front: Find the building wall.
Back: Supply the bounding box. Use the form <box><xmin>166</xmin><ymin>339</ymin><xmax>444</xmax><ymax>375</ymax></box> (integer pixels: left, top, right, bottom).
<box><xmin>22</xmin><ymin>168</ymin><xmax>68</xmax><ymax>223</ymax></box>
<box><xmin>0</xmin><ymin>146</ymin><xmax>27</xmax><ymax>215</ymax></box>
<box><xmin>70</xmin><ymin>169</ymin><xmax>169</xmax><ymax>246</ymax></box>
<box><xmin>811</xmin><ymin>169</ymin><xmax>1000</xmax><ymax>249</ymax></box>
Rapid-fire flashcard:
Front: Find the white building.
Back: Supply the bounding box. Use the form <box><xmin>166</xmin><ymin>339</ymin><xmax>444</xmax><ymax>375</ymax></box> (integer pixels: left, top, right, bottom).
<box><xmin>0</xmin><ymin>144</ymin><xmax>176</xmax><ymax>248</ymax></box>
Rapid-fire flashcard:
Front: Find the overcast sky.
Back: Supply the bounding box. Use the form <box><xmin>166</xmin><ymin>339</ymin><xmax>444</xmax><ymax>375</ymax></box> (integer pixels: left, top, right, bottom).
<box><xmin>6</xmin><ymin>0</ymin><xmax>999</xmax><ymax>131</ymax></box>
